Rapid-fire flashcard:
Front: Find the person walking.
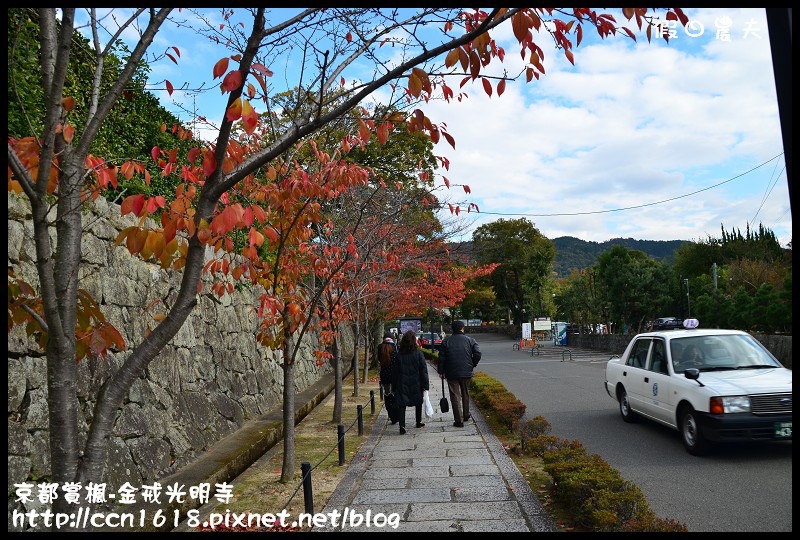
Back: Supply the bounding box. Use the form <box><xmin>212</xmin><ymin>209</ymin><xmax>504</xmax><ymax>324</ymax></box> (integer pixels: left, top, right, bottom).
<box><xmin>391</xmin><ymin>330</ymin><xmax>430</xmax><ymax>434</ymax></box>
<box><xmin>438</xmin><ymin>320</ymin><xmax>482</xmax><ymax>427</ymax></box>
<box><xmin>376</xmin><ymin>332</ymin><xmax>398</xmax><ymax>398</ymax></box>
<box><xmin>376</xmin><ymin>332</ymin><xmax>399</xmax><ymax>423</ymax></box>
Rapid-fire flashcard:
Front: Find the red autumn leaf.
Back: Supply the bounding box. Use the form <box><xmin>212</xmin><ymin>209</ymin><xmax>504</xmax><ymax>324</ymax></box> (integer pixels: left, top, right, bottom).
<box><xmin>264</xmin><ymin>226</ymin><xmax>279</xmax><ymax>243</ymax></box>
<box><xmin>222</xmin><ymin>70</ymin><xmax>243</xmax><ymax>92</ymax></box>
<box><xmin>249</xmin><ymin>227</ymin><xmax>265</xmax><ymax>247</ymax></box>
<box><xmin>62</xmin><ymin>124</ymin><xmax>75</xmax><ymax>143</ymax></box>
<box><xmin>442</xmin><ymin>131</ymin><xmax>456</xmax><ymax>150</ymax></box>
<box><xmin>376</xmin><ymin>122</ymin><xmax>389</xmax><ymax>144</ymax></box>
<box><xmin>121</xmin><ymin>161</ymin><xmax>135</xmax><ymax>181</ymax></box>
<box><xmin>444</xmin><ymin>48</ymin><xmax>459</xmax><ymax>68</ymax></box>
<box><xmin>151</xmin><ymin>146</ymin><xmax>160</xmax><ymax>162</ymax></box>
<box><xmin>241</xmin><ymin>99</ymin><xmax>258</xmax><ymax>135</ymax></box>
<box><xmin>411</xmin><ymin>67</ymin><xmax>431</xmax><ymax>95</ymax></box>
<box><xmin>482</xmin><ymin>77</ymin><xmax>492</xmax><ymax>97</ymax></box>
<box><xmin>203</xmin><ymin>151</ymin><xmax>217</xmax><ymax>178</ymax></box>
<box><xmin>511</xmin><ymin>12</ymin><xmax>529</xmax><ymax>42</ymax></box>
<box><xmin>251</xmin><ymin>63</ymin><xmax>273</xmax><ymax>77</ymax></box>
<box><xmin>213</xmin><ymin>57</ymin><xmax>230</xmax><ymax>79</ymax></box>
<box><xmin>166</xmin><ymin>80</ymin><xmax>174</xmax><ymax>96</ymax></box>
<box><xmin>171</xmin><ymin>46</ymin><xmax>181</xmax><ymax>58</ymax></box>
<box><xmin>358</xmin><ymin>120</ymin><xmax>371</xmax><ymax>142</ymax></box>
<box><xmin>197</xmin><ymin>226</ymin><xmax>211</xmax><ymax>245</ymax></box>
<box><xmin>61</xmin><ymin>96</ymin><xmax>76</xmax><ymax>112</ymax></box>
<box><xmin>346</xmin><ymin>31</ymin><xmax>352</xmax><ymax>42</ymax></box>
<box><xmin>187</xmin><ymin>147</ymin><xmax>201</xmax><ymax>164</ymax></box>
<box><xmin>127</xmin><ymin>227</ymin><xmax>147</xmax><ymax>254</ymax></box>
<box><xmin>226</xmin><ymin>98</ymin><xmax>242</xmax><ymax>122</ymax></box>
<box><xmin>145</xmin><ymin>195</ymin><xmax>166</xmax><ymax>214</ymax></box>
<box><xmin>121</xmin><ymin>194</ymin><xmax>146</xmax><ymax>217</ymax></box>
<box><xmin>443</xmin><ymin>177</ymin><xmax>450</xmax><ymax>188</ymax></box>
<box><xmin>166</xmin><ymin>52</ymin><xmax>177</xmax><ymax>65</ymax></box>
<box><xmin>497</xmin><ymin>79</ymin><xmax>506</xmax><ymax>96</ymax></box>
<box><xmin>463</xmin><ymin>184</ymin><xmax>471</xmax><ymax>194</ymax></box>
<box><xmin>114</xmin><ymin>226</ymin><xmax>134</xmax><ymax>247</ymax></box>
<box><xmin>163</xmin><ymin>220</ymin><xmax>177</xmax><ymax>243</ymax></box>
<box><xmin>408</xmin><ymin>71</ymin><xmax>422</xmax><ymax>98</ymax></box>
<box><xmin>469</xmin><ymin>50</ymin><xmax>480</xmax><ymax>79</ymax></box>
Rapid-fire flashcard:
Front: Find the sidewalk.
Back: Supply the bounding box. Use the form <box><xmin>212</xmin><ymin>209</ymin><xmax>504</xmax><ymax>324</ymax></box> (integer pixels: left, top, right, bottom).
<box><xmin>314</xmin><ymin>362</ymin><xmax>557</xmax><ymax>532</ymax></box>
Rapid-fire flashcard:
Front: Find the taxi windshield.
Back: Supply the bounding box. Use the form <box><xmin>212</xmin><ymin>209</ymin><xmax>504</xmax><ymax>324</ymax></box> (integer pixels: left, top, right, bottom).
<box><xmin>670</xmin><ymin>334</ymin><xmax>782</xmax><ymax>371</ymax></box>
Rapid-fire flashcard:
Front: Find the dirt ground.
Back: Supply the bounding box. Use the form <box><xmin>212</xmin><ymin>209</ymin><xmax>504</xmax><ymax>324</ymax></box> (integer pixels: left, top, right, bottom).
<box><xmin>183</xmin><ymin>374</ymin><xmax>383</xmax><ymax>532</ymax></box>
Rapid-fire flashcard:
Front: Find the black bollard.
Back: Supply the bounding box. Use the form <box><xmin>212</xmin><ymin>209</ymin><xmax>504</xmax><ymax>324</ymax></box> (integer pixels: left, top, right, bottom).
<box><xmin>301</xmin><ymin>461</ymin><xmax>313</xmax><ymax>515</ymax></box>
<box><xmin>379</xmin><ymin>384</ymin><xmax>384</xmax><ymax>400</ymax></box>
<box><xmin>337</xmin><ymin>424</ymin><xmax>345</xmax><ymax>465</ymax></box>
<box><xmin>357</xmin><ymin>404</ymin><xmax>364</xmax><ymax>436</ymax></box>
<box><xmin>370</xmin><ymin>390</ymin><xmax>375</xmax><ymax>414</ymax></box>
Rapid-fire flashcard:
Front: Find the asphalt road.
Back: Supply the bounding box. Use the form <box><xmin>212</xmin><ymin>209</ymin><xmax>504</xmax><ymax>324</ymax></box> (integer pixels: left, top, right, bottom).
<box><xmin>469</xmin><ymin>332</ymin><xmax>792</xmax><ymax>533</ymax></box>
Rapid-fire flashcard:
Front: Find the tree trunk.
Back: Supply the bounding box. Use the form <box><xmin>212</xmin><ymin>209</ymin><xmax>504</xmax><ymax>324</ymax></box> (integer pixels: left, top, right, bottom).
<box><xmin>331</xmin><ymin>329</ymin><xmax>342</xmax><ymax>424</ymax></box>
<box><xmin>352</xmin><ymin>307</ymin><xmax>360</xmax><ymax>397</ymax></box>
<box><xmin>362</xmin><ymin>303</ymin><xmax>370</xmax><ymax>384</ymax></box>
<box><xmin>46</xmin><ymin>157</ymin><xmax>84</xmax><ymax>517</ymax></box>
<box><xmin>280</xmin><ymin>331</ymin><xmax>296</xmax><ymax>483</ymax></box>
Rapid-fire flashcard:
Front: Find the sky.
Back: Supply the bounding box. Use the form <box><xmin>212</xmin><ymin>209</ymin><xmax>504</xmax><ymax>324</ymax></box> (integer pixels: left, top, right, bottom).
<box><xmin>76</xmin><ymin>8</ymin><xmax>791</xmax><ymax>248</ymax></box>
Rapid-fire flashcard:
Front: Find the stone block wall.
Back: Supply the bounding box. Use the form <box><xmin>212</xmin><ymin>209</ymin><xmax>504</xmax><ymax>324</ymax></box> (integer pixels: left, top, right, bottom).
<box><xmin>7</xmin><ymin>194</ymin><xmax>353</xmax><ymax>494</ymax></box>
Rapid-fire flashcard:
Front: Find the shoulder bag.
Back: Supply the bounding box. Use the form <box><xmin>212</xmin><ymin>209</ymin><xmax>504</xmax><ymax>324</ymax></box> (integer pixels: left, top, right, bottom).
<box><xmin>439</xmin><ymin>378</ymin><xmax>449</xmax><ymax>413</ymax></box>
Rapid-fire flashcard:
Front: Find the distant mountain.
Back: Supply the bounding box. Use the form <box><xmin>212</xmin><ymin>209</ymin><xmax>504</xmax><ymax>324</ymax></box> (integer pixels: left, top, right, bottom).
<box><xmin>551</xmin><ymin>236</ymin><xmax>687</xmax><ymax>277</ymax></box>
<box><xmin>448</xmin><ymin>237</ymin><xmax>688</xmax><ymax>278</ymax></box>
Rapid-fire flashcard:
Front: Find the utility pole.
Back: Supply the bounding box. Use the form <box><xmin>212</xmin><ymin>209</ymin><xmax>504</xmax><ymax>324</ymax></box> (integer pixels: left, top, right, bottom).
<box><xmin>712</xmin><ymin>262</ymin><xmax>718</xmax><ymax>290</ymax></box>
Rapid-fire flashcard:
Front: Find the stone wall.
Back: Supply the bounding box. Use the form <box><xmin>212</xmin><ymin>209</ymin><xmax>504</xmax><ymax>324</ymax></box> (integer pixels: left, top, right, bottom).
<box><xmin>7</xmin><ymin>194</ymin><xmax>353</xmax><ymax>494</ymax></box>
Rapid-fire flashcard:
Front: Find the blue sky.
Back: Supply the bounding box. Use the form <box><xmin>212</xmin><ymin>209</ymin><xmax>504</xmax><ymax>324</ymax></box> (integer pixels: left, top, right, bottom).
<box><xmin>77</xmin><ymin>8</ymin><xmax>791</xmax><ymax>247</ymax></box>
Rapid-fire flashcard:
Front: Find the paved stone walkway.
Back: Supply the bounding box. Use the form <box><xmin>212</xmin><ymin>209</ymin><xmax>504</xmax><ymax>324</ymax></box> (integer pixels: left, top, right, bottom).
<box><xmin>314</xmin><ymin>363</ymin><xmax>557</xmax><ymax>532</ymax></box>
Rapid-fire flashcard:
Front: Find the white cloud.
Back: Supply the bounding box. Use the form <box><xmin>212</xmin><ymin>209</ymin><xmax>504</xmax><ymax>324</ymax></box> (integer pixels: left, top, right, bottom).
<box><xmin>421</xmin><ymin>8</ymin><xmax>789</xmax><ymax>245</ymax></box>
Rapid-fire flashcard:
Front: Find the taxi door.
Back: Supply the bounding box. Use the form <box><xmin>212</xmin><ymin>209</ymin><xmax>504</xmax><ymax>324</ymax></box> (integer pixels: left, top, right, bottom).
<box><xmin>622</xmin><ymin>337</ymin><xmax>653</xmax><ymax>413</ymax></box>
<box><xmin>639</xmin><ymin>338</ymin><xmax>675</xmax><ymax>425</ymax></box>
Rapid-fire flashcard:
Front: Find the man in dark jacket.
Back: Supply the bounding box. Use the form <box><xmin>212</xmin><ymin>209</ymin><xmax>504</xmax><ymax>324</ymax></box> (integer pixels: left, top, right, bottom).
<box><xmin>438</xmin><ymin>320</ymin><xmax>481</xmax><ymax>427</ymax></box>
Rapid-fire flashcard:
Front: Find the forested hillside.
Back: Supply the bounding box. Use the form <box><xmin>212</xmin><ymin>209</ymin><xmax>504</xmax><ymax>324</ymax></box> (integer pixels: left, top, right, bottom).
<box><xmin>450</xmin><ymin>237</ymin><xmax>687</xmax><ymax>277</ymax></box>
<box><xmin>552</xmin><ymin>236</ymin><xmax>686</xmax><ymax>277</ymax></box>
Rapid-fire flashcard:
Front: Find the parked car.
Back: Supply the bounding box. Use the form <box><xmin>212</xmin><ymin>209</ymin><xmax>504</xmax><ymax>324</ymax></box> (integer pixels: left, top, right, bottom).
<box><xmin>650</xmin><ymin>317</ymin><xmax>683</xmax><ymax>330</ymax></box>
<box><xmin>418</xmin><ymin>332</ymin><xmax>443</xmax><ymax>351</ymax></box>
<box><xmin>604</xmin><ymin>320</ymin><xmax>792</xmax><ymax>455</ymax></box>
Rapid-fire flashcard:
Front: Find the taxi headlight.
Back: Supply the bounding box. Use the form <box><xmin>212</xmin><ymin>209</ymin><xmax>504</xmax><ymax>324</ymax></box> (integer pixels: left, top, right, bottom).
<box><xmin>710</xmin><ymin>396</ymin><xmax>751</xmax><ymax>414</ymax></box>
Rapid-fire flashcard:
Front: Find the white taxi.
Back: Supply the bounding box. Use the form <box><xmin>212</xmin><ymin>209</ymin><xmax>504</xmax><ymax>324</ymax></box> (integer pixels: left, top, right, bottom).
<box><xmin>604</xmin><ymin>320</ymin><xmax>792</xmax><ymax>455</ymax></box>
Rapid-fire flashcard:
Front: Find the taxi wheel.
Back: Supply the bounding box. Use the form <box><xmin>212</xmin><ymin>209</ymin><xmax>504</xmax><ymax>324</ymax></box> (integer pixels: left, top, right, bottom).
<box><xmin>618</xmin><ymin>387</ymin><xmax>639</xmax><ymax>423</ymax></box>
<box><xmin>680</xmin><ymin>406</ymin><xmax>710</xmax><ymax>456</ymax></box>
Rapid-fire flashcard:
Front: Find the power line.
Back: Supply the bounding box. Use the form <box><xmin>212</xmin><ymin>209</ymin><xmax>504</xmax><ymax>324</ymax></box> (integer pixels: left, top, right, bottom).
<box><xmin>471</xmin><ymin>153</ymin><xmax>786</xmax><ymax>218</ymax></box>
<box><xmin>750</xmin><ymin>163</ymin><xmax>786</xmax><ymax>226</ymax></box>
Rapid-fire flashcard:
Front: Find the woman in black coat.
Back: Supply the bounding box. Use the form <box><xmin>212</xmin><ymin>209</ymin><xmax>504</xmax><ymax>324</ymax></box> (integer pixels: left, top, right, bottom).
<box><xmin>391</xmin><ymin>330</ymin><xmax>430</xmax><ymax>434</ymax></box>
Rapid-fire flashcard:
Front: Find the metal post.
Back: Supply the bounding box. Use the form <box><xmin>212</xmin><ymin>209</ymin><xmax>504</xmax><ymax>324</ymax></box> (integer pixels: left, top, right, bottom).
<box><xmin>430</xmin><ymin>300</ymin><xmax>435</xmax><ymax>353</ymax></box>
<box><xmin>685</xmin><ymin>278</ymin><xmax>691</xmax><ymax>317</ymax></box>
<box><xmin>301</xmin><ymin>462</ymin><xmax>313</xmax><ymax>514</ymax></box>
<box><xmin>357</xmin><ymin>405</ymin><xmax>364</xmax><ymax>436</ymax></box>
<box><xmin>369</xmin><ymin>390</ymin><xmax>375</xmax><ymax>414</ymax></box>
<box><xmin>337</xmin><ymin>424</ymin><xmax>345</xmax><ymax>465</ymax></box>
<box><xmin>379</xmin><ymin>384</ymin><xmax>384</xmax><ymax>401</ymax></box>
